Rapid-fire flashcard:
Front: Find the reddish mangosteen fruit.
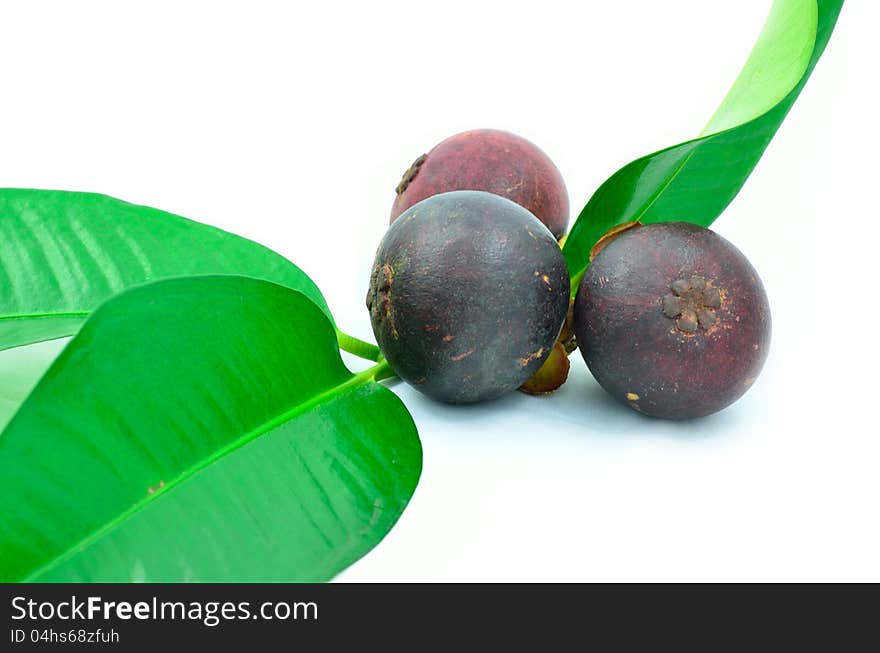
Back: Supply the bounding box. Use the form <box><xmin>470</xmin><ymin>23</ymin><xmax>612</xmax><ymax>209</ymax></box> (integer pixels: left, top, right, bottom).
<box><xmin>391</xmin><ymin>129</ymin><xmax>570</xmax><ymax>239</ymax></box>
<box><xmin>573</xmin><ymin>222</ymin><xmax>771</xmax><ymax>419</ymax></box>
<box><xmin>368</xmin><ymin>190</ymin><xmax>570</xmax><ymax>404</ymax></box>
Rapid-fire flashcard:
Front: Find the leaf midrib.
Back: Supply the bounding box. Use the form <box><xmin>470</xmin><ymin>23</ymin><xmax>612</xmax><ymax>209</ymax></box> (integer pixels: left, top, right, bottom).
<box><xmin>0</xmin><ymin>311</ymin><xmax>89</xmax><ymax>322</ymax></box>
<box><xmin>21</xmin><ymin>363</ymin><xmax>380</xmax><ymax>582</ymax></box>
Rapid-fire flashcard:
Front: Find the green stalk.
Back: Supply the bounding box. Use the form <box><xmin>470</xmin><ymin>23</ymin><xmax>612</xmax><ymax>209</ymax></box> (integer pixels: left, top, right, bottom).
<box><xmin>335</xmin><ymin>329</ymin><xmax>382</xmax><ymax>362</ymax></box>
<box><xmin>371</xmin><ymin>359</ymin><xmax>397</xmax><ymax>382</ymax></box>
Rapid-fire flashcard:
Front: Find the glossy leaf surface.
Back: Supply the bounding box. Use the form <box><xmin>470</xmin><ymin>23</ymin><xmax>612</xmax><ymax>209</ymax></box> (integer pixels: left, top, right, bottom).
<box><xmin>563</xmin><ymin>0</ymin><xmax>844</xmax><ymax>289</ymax></box>
<box><xmin>0</xmin><ymin>276</ymin><xmax>420</xmax><ymax>582</ymax></box>
<box><xmin>0</xmin><ymin>189</ymin><xmax>331</xmax><ymax>352</ymax></box>
<box><xmin>0</xmin><ymin>339</ymin><xmax>67</xmax><ymax>431</ymax></box>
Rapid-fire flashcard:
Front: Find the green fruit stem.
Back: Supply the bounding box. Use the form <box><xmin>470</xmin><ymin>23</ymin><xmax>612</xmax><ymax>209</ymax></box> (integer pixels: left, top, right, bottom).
<box><xmin>370</xmin><ymin>359</ymin><xmax>397</xmax><ymax>383</ymax></box>
<box><xmin>336</xmin><ymin>330</ymin><xmax>382</xmax><ymax>362</ymax></box>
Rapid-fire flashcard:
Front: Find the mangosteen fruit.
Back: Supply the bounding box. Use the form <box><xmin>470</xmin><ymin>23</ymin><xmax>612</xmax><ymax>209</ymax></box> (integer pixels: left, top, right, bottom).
<box><xmin>573</xmin><ymin>222</ymin><xmax>771</xmax><ymax>419</ymax></box>
<box><xmin>391</xmin><ymin>129</ymin><xmax>570</xmax><ymax>239</ymax></box>
<box><xmin>368</xmin><ymin>190</ymin><xmax>570</xmax><ymax>403</ymax></box>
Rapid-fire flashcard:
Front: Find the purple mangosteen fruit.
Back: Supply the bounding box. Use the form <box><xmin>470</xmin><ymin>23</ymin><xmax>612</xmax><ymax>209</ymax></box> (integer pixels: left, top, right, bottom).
<box><xmin>391</xmin><ymin>129</ymin><xmax>570</xmax><ymax>239</ymax></box>
<box><xmin>368</xmin><ymin>190</ymin><xmax>570</xmax><ymax>403</ymax></box>
<box><xmin>573</xmin><ymin>222</ymin><xmax>771</xmax><ymax>419</ymax></box>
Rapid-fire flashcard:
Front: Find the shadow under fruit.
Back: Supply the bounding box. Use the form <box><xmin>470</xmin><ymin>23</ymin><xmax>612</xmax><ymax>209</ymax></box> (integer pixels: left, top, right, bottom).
<box><xmin>390</xmin><ymin>129</ymin><xmax>570</xmax><ymax>239</ymax></box>
<box><xmin>368</xmin><ymin>190</ymin><xmax>570</xmax><ymax>403</ymax></box>
<box><xmin>573</xmin><ymin>222</ymin><xmax>771</xmax><ymax>419</ymax></box>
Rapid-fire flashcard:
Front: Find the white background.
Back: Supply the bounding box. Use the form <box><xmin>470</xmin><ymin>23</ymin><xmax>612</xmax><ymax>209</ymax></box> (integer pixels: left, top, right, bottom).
<box><xmin>1</xmin><ymin>1</ymin><xmax>877</xmax><ymax>581</ymax></box>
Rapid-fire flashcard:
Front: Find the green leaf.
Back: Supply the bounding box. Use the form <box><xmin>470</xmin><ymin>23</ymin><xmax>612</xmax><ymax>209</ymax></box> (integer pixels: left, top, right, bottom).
<box><xmin>0</xmin><ymin>339</ymin><xmax>68</xmax><ymax>432</ymax></box>
<box><xmin>562</xmin><ymin>0</ymin><xmax>843</xmax><ymax>290</ymax></box>
<box><xmin>0</xmin><ymin>276</ymin><xmax>421</xmax><ymax>582</ymax></box>
<box><xmin>0</xmin><ymin>189</ymin><xmax>332</xmax><ymax>352</ymax></box>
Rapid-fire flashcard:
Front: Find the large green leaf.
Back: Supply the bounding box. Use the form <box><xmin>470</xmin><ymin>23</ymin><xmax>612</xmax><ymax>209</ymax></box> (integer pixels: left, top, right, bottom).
<box><xmin>0</xmin><ymin>189</ymin><xmax>332</xmax><ymax>352</ymax></box>
<box><xmin>0</xmin><ymin>339</ymin><xmax>68</xmax><ymax>432</ymax></box>
<box><xmin>0</xmin><ymin>276</ymin><xmax>421</xmax><ymax>582</ymax></box>
<box><xmin>563</xmin><ymin>0</ymin><xmax>843</xmax><ymax>290</ymax></box>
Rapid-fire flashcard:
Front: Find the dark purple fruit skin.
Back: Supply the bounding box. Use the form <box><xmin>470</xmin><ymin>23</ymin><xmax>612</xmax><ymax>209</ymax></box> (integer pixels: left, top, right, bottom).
<box><xmin>574</xmin><ymin>222</ymin><xmax>771</xmax><ymax>419</ymax></box>
<box><xmin>391</xmin><ymin>129</ymin><xmax>570</xmax><ymax>239</ymax></box>
<box><xmin>369</xmin><ymin>190</ymin><xmax>570</xmax><ymax>404</ymax></box>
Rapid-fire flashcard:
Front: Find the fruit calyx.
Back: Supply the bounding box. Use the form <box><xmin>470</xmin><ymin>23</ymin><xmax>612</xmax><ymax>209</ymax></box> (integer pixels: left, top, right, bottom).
<box><xmin>366</xmin><ymin>263</ymin><xmax>398</xmax><ymax>339</ymax></box>
<box><xmin>519</xmin><ymin>299</ymin><xmax>576</xmax><ymax>395</ymax></box>
<box><xmin>557</xmin><ymin>298</ymin><xmax>577</xmax><ymax>354</ymax></box>
<box><xmin>519</xmin><ymin>342</ymin><xmax>570</xmax><ymax>395</ymax></box>
<box><xmin>588</xmin><ymin>220</ymin><xmax>642</xmax><ymax>263</ymax></box>
<box><xmin>395</xmin><ymin>154</ymin><xmax>427</xmax><ymax>195</ymax></box>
